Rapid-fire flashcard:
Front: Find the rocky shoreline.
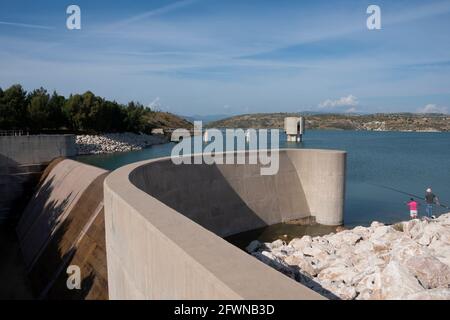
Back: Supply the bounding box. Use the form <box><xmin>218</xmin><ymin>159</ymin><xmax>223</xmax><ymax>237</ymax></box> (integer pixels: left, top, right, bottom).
<box><xmin>76</xmin><ymin>132</ymin><xmax>168</xmax><ymax>155</ymax></box>
<box><xmin>246</xmin><ymin>213</ymin><xmax>450</xmax><ymax>300</ymax></box>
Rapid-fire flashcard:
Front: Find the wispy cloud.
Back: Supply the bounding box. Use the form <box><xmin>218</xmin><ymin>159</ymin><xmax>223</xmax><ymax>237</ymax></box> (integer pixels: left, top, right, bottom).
<box><xmin>1</xmin><ymin>1</ymin><xmax>450</xmax><ymax>115</ymax></box>
<box><xmin>319</xmin><ymin>95</ymin><xmax>359</xmax><ymax>109</ymax></box>
<box><xmin>386</xmin><ymin>0</ymin><xmax>450</xmax><ymax>25</ymax></box>
<box><xmin>0</xmin><ymin>20</ymin><xmax>53</xmax><ymax>30</ymax></box>
<box><xmin>148</xmin><ymin>97</ymin><xmax>161</xmax><ymax>109</ymax></box>
<box><xmin>111</xmin><ymin>0</ymin><xmax>200</xmax><ymax>27</ymax></box>
<box><xmin>417</xmin><ymin>104</ymin><xmax>448</xmax><ymax>114</ymax></box>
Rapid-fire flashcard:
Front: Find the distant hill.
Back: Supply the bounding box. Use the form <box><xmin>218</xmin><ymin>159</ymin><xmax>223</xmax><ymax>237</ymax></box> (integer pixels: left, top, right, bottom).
<box><xmin>207</xmin><ymin>112</ymin><xmax>450</xmax><ymax>132</ymax></box>
<box><xmin>180</xmin><ymin>114</ymin><xmax>229</xmax><ymax>124</ymax></box>
<box><xmin>148</xmin><ymin>112</ymin><xmax>193</xmax><ymax>130</ymax></box>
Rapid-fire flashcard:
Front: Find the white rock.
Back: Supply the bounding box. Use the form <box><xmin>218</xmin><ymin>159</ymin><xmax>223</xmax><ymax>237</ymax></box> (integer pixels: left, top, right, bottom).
<box><xmin>428</xmin><ymin>241</ymin><xmax>450</xmax><ymax>266</ymax></box>
<box><xmin>404</xmin><ymin>255</ymin><xmax>450</xmax><ymax>289</ymax></box>
<box><xmin>249</xmin><ymin>213</ymin><xmax>450</xmax><ymax>300</ymax></box>
<box><xmin>289</xmin><ymin>236</ymin><xmax>311</xmax><ymax>251</ymax></box>
<box><xmin>370</xmin><ymin>221</ymin><xmax>384</xmax><ymax>228</ymax></box>
<box><xmin>284</xmin><ymin>253</ymin><xmax>320</xmax><ymax>277</ymax></box>
<box><xmin>317</xmin><ymin>265</ymin><xmax>358</xmax><ymax>285</ymax></box>
<box><xmin>340</xmin><ymin>231</ymin><xmax>363</xmax><ymax>245</ymax></box>
<box><xmin>355</xmin><ymin>269</ymin><xmax>382</xmax><ymax>295</ymax></box>
<box><xmin>284</xmin><ymin>252</ymin><xmax>305</xmax><ymax>266</ymax></box>
<box><xmin>254</xmin><ymin>251</ymin><xmax>298</xmax><ymax>279</ymax></box>
<box><xmin>334</xmin><ymin>284</ymin><xmax>357</xmax><ymax>300</ymax></box>
<box><xmin>379</xmin><ymin>261</ymin><xmax>424</xmax><ymax>299</ymax></box>
<box><xmin>405</xmin><ymin>288</ymin><xmax>450</xmax><ymax>300</ymax></box>
<box><xmin>268</xmin><ymin>239</ymin><xmax>285</xmax><ymax>249</ymax></box>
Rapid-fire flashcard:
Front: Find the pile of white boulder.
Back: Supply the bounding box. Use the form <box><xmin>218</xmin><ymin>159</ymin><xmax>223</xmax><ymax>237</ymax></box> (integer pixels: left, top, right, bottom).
<box><xmin>246</xmin><ymin>213</ymin><xmax>450</xmax><ymax>300</ymax></box>
<box><xmin>76</xmin><ymin>132</ymin><xmax>168</xmax><ymax>155</ymax></box>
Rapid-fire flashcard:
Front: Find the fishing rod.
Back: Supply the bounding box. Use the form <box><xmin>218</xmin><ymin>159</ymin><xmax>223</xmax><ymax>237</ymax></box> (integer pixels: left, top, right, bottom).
<box><xmin>368</xmin><ymin>182</ymin><xmax>450</xmax><ymax>209</ymax></box>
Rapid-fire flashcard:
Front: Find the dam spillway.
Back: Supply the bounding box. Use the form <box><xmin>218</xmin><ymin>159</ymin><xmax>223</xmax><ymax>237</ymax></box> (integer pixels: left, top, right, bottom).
<box><xmin>15</xmin><ymin>158</ymin><xmax>109</xmax><ymax>299</ymax></box>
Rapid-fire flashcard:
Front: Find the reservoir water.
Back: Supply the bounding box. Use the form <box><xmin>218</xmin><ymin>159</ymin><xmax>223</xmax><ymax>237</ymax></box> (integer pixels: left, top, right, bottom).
<box><xmin>76</xmin><ymin>130</ymin><xmax>450</xmax><ymax>227</ymax></box>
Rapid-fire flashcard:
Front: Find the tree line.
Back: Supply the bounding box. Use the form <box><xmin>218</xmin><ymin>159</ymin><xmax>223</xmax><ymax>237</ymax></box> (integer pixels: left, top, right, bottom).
<box><xmin>0</xmin><ymin>84</ymin><xmax>156</xmax><ymax>133</ymax></box>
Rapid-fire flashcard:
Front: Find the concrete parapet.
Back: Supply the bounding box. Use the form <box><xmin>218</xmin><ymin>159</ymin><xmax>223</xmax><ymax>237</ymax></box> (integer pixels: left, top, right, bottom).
<box><xmin>104</xmin><ymin>148</ymin><xmax>346</xmax><ymax>299</ymax></box>
<box><xmin>0</xmin><ymin>135</ymin><xmax>78</xmax><ymax>221</ymax></box>
<box><xmin>0</xmin><ymin>134</ymin><xmax>77</xmax><ymax>166</ymax></box>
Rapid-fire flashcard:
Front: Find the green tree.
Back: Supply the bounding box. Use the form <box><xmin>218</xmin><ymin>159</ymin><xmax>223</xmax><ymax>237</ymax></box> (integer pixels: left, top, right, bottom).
<box><xmin>47</xmin><ymin>91</ymin><xmax>67</xmax><ymax>129</ymax></box>
<box><xmin>0</xmin><ymin>84</ymin><xmax>170</xmax><ymax>133</ymax></box>
<box><xmin>125</xmin><ymin>101</ymin><xmax>154</xmax><ymax>133</ymax></box>
<box><xmin>63</xmin><ymin>94</ymin><xmax>83</xmax><ymax>130</ymax></box>
<box><xmin>0</xmin><ymin>84</ymin><xmax>28</xmax><ymax>129</ymax></box>
<box><xmin>27</xmin><ymin>87</ymin><xmax>50</xmax><ymax>130</ymax></box>
<box><xmin>90</xmin><ymin>100</ymin><xmax>127</xmax><ymax>132</ymax></box>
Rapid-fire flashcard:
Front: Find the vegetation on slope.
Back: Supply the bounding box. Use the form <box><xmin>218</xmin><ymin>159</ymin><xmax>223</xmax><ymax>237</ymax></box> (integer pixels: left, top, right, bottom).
<box><xmin>208</xmin><ymin>112</ymin><xmax>450</xmax><ymax>132</ymax></box>
<box><xmin>0</xmin><ymin>84</ymin><xmax>192</xmax><ymax>134</ymax></box>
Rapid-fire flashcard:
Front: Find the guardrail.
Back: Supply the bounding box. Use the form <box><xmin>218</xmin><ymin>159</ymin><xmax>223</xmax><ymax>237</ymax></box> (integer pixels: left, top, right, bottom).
<box><xmin>0</xmin><ymin>130</ymin><xmax>29</xmax><ymax>136</ymax></box>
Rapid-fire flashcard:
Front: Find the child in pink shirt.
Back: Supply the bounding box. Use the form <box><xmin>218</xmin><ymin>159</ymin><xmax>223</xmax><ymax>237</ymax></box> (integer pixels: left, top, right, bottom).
<box><xmin>406</xmin><ymin>198</ymin><xmax>419</xmax><ymax>219</ymax></box>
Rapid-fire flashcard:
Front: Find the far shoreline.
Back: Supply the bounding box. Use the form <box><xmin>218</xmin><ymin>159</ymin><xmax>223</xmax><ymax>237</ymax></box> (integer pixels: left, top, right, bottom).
<box><xmin>75</xmin><ymin>132</ymin><xmax>169</xmax><ymax>156</ymax></box>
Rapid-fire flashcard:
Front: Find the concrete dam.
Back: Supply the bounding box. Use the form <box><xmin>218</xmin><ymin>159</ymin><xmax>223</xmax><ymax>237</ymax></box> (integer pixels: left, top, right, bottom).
<box><xmin>104</xmin><ymin>149</ymin><xmax>346</xmax><ymax>299</ymax></box>
<box><xmin>2</xmin><ymin>141</ymin><xmax>346</xmax><ymax>299</ymax></box>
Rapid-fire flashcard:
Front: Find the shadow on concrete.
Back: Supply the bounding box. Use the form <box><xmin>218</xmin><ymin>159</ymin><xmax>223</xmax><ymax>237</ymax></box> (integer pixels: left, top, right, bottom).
<box><xmin>0</xmin><ymin>222</ymin><xmax>34</xmax><ymax>299</ymax></box>
<box><xmin>22</xmin><ymin>170</ymin><xmax>109</xmax><ymax>300</ymax></box>
<box><xmin>130</xmin><ymin>152</ymin><xmax>311</xmax><ymax>239</ymax></box>
<box><xmin>251</xmin><ymin>253</ymin><xmax>340</xmax><ymax>300</ymax></box>
<box><xmin>285</xmin><ymin>265</ymin><xmax>340</xmax><ymax>300</ymax></box>
<box><xmin>128</xmin><ymin>152</ymin><xmax>336</xmax><ymax>298</ymax></box>
<box><xmin>0</xmin><ymin>153</ymin><xmax>36</xmax><ymax>299</ymax></box>
<box><xmin>1</xmin><ymin>157</ymin><xmax>109</xmax><ymax>300</ymax></box>
<box><xmin>0</xmin><ymin>154</ymin><xmax>45</xmax><ymax>223</ymax></box>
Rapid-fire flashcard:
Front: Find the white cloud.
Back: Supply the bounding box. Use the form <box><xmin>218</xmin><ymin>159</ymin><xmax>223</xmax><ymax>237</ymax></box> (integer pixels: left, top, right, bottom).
<box><xmin>417</xmin><ymin>104</ymin><xmax>448</xmax><ymax>114</ymax></box>
<box><xmin>110</xmin><ymin>0</ymin><xmax>200</xmax><ymax>28</ymax></box>
<box><xmin>345</xmin><ymin>107</ymin><xmax>358</xmax><ymax>113</ymax></box>
<box><xmin>148</xmin><ymin>97</ymin><xmax>161</xmax><ymax>109</ymax></box>
<box><xmin>0</xmin><ymin>20</ymin><xmax>53</xmax><ymax>30</ymax></box>
<box><xmin>319</xmin><ymin>95</ymin><xmax>358</xmax><ymax>109</ymax></box>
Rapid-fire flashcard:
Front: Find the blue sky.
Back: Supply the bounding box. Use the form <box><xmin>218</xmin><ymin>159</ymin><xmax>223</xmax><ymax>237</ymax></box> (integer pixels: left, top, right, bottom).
<box><xmin>0</xmin><ymin>0</ymin><xmax>450</xmax><ymax>115</ymax></box>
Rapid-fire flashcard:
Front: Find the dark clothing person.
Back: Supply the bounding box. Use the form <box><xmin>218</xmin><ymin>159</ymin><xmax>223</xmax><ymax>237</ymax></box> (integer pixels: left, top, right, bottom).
<box><xmin>425</xmin><ymin>188</ymin><xmax>439</xmax><ymax>218</ymax></box>
<box><xmin>425</xmin><ymin>192</ymin><xmax>436</xmax><ymax>204</ymax></box>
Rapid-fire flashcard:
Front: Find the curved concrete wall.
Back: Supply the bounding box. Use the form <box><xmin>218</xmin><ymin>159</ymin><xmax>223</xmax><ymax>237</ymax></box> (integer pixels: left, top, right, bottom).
<box><xmin>104</xmin><ymin>148</ymin><xmax>346</xmax><ymax>299</ymax></box>
<box><xmin>286</xmin><ymin>150</ymin><xmax>346</xmax><ymax>225</ymax></box>
<box><xmin>16</xmin><ymin>159</ymin><xmax>109</xmax><ymax>299</ymax></box>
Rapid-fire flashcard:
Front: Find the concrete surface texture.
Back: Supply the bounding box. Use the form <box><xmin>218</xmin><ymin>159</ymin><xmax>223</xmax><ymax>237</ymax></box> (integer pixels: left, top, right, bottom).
<box><xmin>104</xmin><ymin>148</ymin><xmax>346</xmax><ymax>299</ymax></box>
<box><xmin>0</xmin><ymin>135</ymin><xmax>77</xmax><ymax>221</ymax></box>
<box><xmin>0</xmin><ymin>135</ymin><xmax>77</xmax><ymax>166</ymax></box>
<box><xmin>15</xmin><ymin>158</ymin><xmax>109</xmax><ymax>299</ymax></box>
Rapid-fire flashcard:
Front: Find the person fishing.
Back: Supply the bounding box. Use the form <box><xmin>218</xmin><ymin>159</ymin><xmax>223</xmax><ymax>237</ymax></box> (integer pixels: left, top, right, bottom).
<box><xmin>369</xmin><ymin>183</ymin><xmax>449</xmax><ymax>219</ymax></box>
<box><xmin>425</xmin><ymin>188</ymin><xmax>440</xmax><ymax>218</ymax></box>
<box><xmin>405</xmin><ymin>198</ymin><xmax>419</xmax><ymax>219</ymax></box>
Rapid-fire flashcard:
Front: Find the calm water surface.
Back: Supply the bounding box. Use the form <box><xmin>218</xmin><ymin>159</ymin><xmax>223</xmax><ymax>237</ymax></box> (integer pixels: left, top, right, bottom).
<box><xmin>76</xmin><ymin>130</ymin><xmax>450</xmax><ymax>227</ymax></box>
